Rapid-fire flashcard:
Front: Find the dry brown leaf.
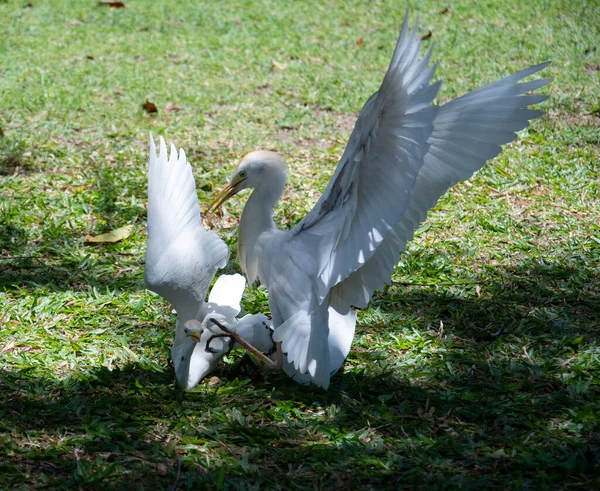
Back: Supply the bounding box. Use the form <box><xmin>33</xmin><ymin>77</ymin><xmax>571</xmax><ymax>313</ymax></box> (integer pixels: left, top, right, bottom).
<box><xmin>142</xmin><ymin>100</ymin><xmax>158</xmax><ymax>114</ymax></box>
<box><xmin>420</xmin><ymin>30</ymin><xmax>432</xmax><ymax>40</ymax></box>
<box><xmin>97</xmin><ymin>1</ymin><xmax>126</xmax><ymax>8</ymax></box>
<box><xmin>439</xmin><ymin>7</ymin><xmax>451</xmax><ymax>14</ymax></box>
<box><xmin>165</xmin><ymin>102</ymin><xmax>182</xmax><ymax>113</ymax></box>
<box><xmin>271</xmin><ymin>60</ymin><xmax>287</xmax><ymax>72</ymax></box>
<box><xmin>356</xmin><ymin>37</ymin><xmax>363</xmax><ymax>47</ymax></box>
<box><xmin>84</xmin><ymin>224</ymin><xmax>133</xmax><ymax>245</ymax></box>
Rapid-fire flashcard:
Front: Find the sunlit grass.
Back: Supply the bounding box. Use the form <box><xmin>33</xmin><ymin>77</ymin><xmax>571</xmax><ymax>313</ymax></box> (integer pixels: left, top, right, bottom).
<box><xmin>1</xmin><ymin>0</ymin><xmax>599</xmax><ymax>488</ymax></box>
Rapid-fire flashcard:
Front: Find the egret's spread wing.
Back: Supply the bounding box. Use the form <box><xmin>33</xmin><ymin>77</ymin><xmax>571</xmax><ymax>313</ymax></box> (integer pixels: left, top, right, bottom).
<box><xmin>329</xmin><ymin>62</ymin><xmax>551</xmax><ymax>308</ymax></box>
<box><xmin>206</xmin><ymin>273</ymin><xmax>246</xmax><ymax>318</ymax></box>
<box><xmin>291</xmin><ymin>14</ymin><xmax>550</xmax><ymax>307</ymax></box>
<box><xmin>145</xmin><ymin>136</ymin><xmax>230</xmax><ymax>316</ymax></box>
<box><xmin>291</xmin><ymin>15</ymin><xmax>440</xmax><ymax>302</ymax></box>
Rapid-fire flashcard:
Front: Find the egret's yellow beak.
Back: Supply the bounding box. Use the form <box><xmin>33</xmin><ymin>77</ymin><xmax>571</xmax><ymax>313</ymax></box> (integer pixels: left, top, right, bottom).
<box><xmin>207</xmin><ymin>176</ymin><xmax>246</xmax><ymax>214</ymax></box>
<box><xmin>188</xmin><ymin>330</ymin><xmax>202</xmax><ymax>343</ymax></box>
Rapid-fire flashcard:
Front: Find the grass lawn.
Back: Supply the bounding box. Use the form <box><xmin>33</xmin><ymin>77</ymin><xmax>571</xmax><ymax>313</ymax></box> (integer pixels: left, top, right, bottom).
<box><xmin>1</xmin><ymin>0</ymin><xmax>599</xmax><ymax>488</ymax></box>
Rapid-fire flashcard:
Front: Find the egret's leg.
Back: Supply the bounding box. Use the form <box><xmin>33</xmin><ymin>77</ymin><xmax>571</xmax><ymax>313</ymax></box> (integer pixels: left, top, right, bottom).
<box><xmin>209</xmin><ymin>317</ymin><xmax>279</xmax><ymax>370</ymax></box>
<box><xmin>268</xmin><ymin>301</ymin><xmax>285</xmax><ymax>370</ymax></box>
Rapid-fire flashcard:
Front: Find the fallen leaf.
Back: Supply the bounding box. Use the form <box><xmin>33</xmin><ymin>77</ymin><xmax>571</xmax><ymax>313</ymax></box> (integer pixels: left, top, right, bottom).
<box><xmin>24</xmin><ymin>2</ymin><xmax>33</xmax><ymax>7</ymax></box>
<box><xmin>86</xmin><ymin>55</ymin><xmax>95</xmax><ymax>60</ymax></box>
<box><xmin>84</xmin><ymin>224</ymin><xmax>133</xmax><ymax>245</ymax></box>
<box><xmin>271</xmin><ymin>60</ymin><xmax>287</xmax><ymax>72</ymax></box>
<box><xmin>164</xmin><ymin>102</ymin><xmax>182</xmax><ymax>113</ymax></box>
<box><xmin>97</xmin><ymin>1</ymin><xmax>126</xmax><ymax>8</ymax></box>
<box><xmin>142</xmin><ymin>100</ymin><xmax>158</xmax><ymax>114</ymax></box>
<box><xmin>420</xmin><ymin>30</ymin><xmax>432</xmax><ymax>40</ymax></box>
<box><xmin>356</xmin><ymin>37</ymin><xmax>363</xmax><ymax>47</ymax></box>
<box><xmin>439</xmin><ymin>7</ymin><xmax>451</xmax><ymax>14</ymax></box>
<box><xmin>2</xmin><ymin>340</ymin><xmax>16</xmax><ymax>353</ymax></box>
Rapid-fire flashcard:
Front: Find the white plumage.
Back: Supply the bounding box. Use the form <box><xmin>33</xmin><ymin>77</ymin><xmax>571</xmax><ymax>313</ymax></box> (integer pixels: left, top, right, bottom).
<box><xmin>209</xmin><ymin>14</ymin><xmax>551</xmax><ymax>389</ymax></box>
<box><xmin>144</xmin><ymin>136</ymin><xmax>274</xmax><ymax>390</ymax></box>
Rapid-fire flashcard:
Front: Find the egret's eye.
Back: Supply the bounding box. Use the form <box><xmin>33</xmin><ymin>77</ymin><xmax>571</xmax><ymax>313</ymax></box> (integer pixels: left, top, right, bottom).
<box><xmin>239</xmin><ymin>170</ymin><xmax>247</xmax><ymax>179</ymax></box>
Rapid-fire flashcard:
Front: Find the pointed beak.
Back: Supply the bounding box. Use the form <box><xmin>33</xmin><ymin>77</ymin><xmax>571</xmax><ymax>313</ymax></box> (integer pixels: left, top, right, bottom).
<box><xmin>207</xmin><ymin>178</ymin><xmax>246</xmax><ymax>214</ymax></box>
<box><xmin>188</xmin><ymin>329</ymin><xmax>203</xmax><ymax>343</ymax></box>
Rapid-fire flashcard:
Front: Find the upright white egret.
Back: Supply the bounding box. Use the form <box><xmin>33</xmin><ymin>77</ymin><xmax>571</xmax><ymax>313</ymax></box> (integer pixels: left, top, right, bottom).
<box><xmin>144</xmin><ymin>136</ymin><xmax>275</xmax><ymax>390</ymax></box>
<box><xmin>208</xmin><ymin>14</ymin><xmax>551</xmax><ymax>389</ymax></box>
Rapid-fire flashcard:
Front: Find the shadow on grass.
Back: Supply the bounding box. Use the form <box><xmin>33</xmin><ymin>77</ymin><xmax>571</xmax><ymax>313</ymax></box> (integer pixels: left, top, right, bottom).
<box><xmin>1</xmin><ymin>256</ymin><xmax>598</xmax><ymax>487</ymax></box>
<box><xmin>0</xmin><ymin>250</ymin><xmax>145</xmax><ymax>293</ymax></box>
<box><xmin>1</xmin><ymin>354</ymin><xmax>598</xmax><ymax>488</ymax></box>
<box><xmin>0</xmin><ymin>164</ymin><xmax>147</xmax><ymax>293</ymax></box>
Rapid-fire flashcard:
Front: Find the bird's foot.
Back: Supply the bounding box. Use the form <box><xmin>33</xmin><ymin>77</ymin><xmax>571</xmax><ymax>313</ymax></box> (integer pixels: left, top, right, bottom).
<box><xmin>204</xmin><ymin>333</ymin><xmax>235</xmax><ymax>354</ymax></box>
<box><xmin>209</xmin><ymin>317</ymin><xmax>280</xmax><ymax>370</ymax></box>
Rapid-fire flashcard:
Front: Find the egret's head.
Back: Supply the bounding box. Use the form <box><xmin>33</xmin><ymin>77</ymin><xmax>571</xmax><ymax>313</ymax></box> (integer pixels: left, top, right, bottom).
<box><xmin>208</xmin><ymin>151</ymin><xmax>286</xmax><ymax>213</ymax></box>
<box><xmin>183</xmin><ymin>319</ymin><xmax>204</xmax><ymax>343</ymax></box>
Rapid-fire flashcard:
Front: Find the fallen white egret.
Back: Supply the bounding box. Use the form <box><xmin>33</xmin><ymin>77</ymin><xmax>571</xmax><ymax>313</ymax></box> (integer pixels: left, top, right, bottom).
<box><xmin>144</xmin><ymin>136</ymin><xmax>275</xmax><ymax>390</ymax></box>
<box><xmin>208</xmin><ymin>14</ymin><xmax>551</xmax><ymax>389</ymax></box>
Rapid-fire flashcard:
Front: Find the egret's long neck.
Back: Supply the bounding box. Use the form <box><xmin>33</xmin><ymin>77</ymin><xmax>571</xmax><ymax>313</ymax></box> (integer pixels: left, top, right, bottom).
<box><xmin>238</xmin><ymin>174</ymin><xmax>286</xmax><ymax>282</ymax></box>
<box><xmin>173</xmin><ymin>333</ymin><xmax>197</xmax><ymax>389</ymax></box>
<box><xmin>172</xmin><ymin>303</ymin><xmax>206</xmax><ymax>389</ymax></box>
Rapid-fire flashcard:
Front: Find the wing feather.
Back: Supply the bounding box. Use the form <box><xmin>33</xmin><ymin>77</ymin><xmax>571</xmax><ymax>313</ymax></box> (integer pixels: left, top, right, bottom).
<box><xmin>290</xmin><ymin>19</ymin><xmax>549</xmax><ymax>310</ymax></box>
<box><xmin>291</xmin><ymin>15</ymin><xmax>440</xmax><ymax>302</ymax></box>
<box><xmin>330</xmin><ymin>63</ymin><xmax>551</xmax><ymax>308</ymax></box>
<box><xmin>145</xmin><ymin>136</ymin><xmax>230</xmax><ymax>318</ymax></box>
<box><xmin>205</xmin><ymin>273</ymin><xmax>246</xmax><ymax>317</ymax></box>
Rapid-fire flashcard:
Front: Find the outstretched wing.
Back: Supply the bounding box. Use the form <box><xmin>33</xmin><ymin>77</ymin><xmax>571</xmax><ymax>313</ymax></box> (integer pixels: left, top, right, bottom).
<box><xmin>292</xmin><ymin>15</ymin><xmax>550</xmax><ymax>308</ymax></box>
<box><xmin>290</xmin><ymin>15</ymin><xmax>440</xmax><ymax>302</ymax></box>
<box><xmin>330</xmin><ymin>62</ymin><xmax>550</xmax><ymax>308</ymax></box>
<box><xmin>145</xmin><ymin>136</ymin><xmax>230</xmax><ymax>319</ymax></box>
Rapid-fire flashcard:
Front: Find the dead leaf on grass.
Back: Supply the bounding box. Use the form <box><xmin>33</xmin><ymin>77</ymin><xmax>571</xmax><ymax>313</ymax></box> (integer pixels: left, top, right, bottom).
<box><xmin>356</xmin><ymin>37</ymin><xmax>363</xmax><ymax>47</ymax></box>
<box><xmin>97</xmin><ymin>1</ymin><xmax>126</xmax><ymax>8</ymax></box>
<box><xmin>439</xmin><ymin>7</ymin><xmax>451</xmax><ymax>14</ymax></box>
<box><xmin>142</xmin><ymin>100</ymin><xmax>158</xmax><ymax>114</ymax></box>
<box><xmin>421</xmin><ymin>30</ymin><xmax>432</xmax><ymax>40</ymax></box>
<box><xmin>271</xmin><ymin>60</ymin><xmax>287</xmax><ymax>72</ymax></box>
<box><xmin>165</xmin><ymin>102</ymin><xmax>182</xmax><ymax>113</ymax></box>
<box><xmin>84</xmin><ymin>224</ymin><xmax>133</xmax><ymax>245</ymax></box>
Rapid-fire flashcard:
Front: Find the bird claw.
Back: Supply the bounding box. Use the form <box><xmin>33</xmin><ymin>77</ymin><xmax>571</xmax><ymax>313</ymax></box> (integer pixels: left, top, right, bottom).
<box><xmin>204</xmin><ymin>333</ymin><xmax>234</xmax><ymax>354</ymax></box>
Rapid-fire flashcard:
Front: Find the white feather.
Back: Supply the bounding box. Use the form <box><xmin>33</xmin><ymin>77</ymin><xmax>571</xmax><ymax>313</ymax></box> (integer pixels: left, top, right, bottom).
<box><xmin>217</xmin><ymin>13</ymin><xmax>550</xmax><ymax>389</ymax></box>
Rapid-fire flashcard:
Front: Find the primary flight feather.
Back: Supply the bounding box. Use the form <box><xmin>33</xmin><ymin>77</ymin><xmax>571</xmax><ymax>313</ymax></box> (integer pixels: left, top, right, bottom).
<box><xmin>209</xmin><ymin>14</ymin><xmax>551</xmax><ymax>389</ymax></box>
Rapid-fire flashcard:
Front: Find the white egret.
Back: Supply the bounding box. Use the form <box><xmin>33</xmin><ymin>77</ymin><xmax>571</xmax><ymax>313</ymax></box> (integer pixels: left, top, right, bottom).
<box><xmin>144</xmin><ymin>136</ymin><xmax>275</xmax><ymax>390</ymax></box>
<box><xmin>208</xmin><ymin>14</ymin><xmax>551</xmax><ymax>390</ymax></box>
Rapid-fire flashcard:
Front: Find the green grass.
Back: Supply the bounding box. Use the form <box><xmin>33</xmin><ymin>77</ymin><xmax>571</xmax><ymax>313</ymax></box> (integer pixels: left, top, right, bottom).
<box><xmin>1</xmin><ymin>0</ymin><xmax>599</xmax><ymax>488</ymax></box>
